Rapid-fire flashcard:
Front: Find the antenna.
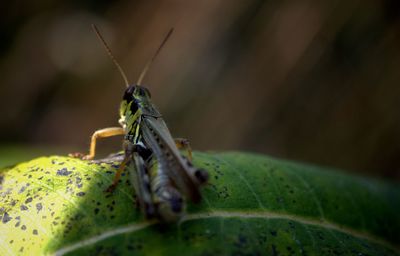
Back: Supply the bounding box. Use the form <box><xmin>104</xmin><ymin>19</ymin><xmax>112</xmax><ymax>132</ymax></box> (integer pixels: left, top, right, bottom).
<box><xmin>136</xmin><ymin>28</ymin><xmax>174</xmax><ymax>85</ymax></box>
<box><xmin>92</xmin><ymin>24</ymin><xmax>130</xmax><ymax>88</ymax></box>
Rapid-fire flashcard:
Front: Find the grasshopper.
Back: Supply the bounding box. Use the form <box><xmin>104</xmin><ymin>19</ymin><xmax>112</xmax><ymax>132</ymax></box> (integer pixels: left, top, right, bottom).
<box><xmin>71</xmin><ymin>25</ymin><xmax>208</xmax><ymax>221</ymax></box>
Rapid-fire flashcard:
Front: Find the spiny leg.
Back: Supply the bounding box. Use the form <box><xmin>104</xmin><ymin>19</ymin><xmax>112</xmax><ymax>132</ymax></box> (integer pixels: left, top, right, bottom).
<box><xmin>105</xmin><ymin>143</ymin><xmax>151</xmax><ymax>193</ymax></box>
<box><xmin>174</xmin><ymin>138</ymin><xmax>192</xmax><ymax>161</ymax></box>
<box><xmin>70</xmin><ymin>127</ymin><xmax>125</xmax><ymax>160</ymax></box>
<box><xmin>105</xmin><ymin>154</ymin><xmax>130</xmax><ymax>193</ymax></box>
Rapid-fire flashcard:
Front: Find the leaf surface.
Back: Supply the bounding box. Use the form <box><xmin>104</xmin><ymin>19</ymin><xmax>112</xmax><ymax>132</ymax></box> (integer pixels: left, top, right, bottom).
<box><xmin>0</xmin><ymin>152</ymin><xmax>399</xmax><ymax>255</ymax></box>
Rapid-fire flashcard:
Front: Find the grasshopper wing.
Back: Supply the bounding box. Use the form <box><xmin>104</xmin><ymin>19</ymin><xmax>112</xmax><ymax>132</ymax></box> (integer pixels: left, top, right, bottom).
<box><xmin>127</xmin><ymin>151</ymin><xmax>156</xmax><ymax>218</ymax></box>
<box><xmin>141</xmin><ymin>116</ymin><xmax>204</xmax><ymax>203</ymax></box>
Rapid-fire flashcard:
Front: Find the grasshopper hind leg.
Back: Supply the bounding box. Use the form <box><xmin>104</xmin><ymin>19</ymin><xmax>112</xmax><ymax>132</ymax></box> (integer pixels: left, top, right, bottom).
<box><xmin>130</xmin><ymin>151</ymin><xmax>156</xmax><ymax>218</ymax></box>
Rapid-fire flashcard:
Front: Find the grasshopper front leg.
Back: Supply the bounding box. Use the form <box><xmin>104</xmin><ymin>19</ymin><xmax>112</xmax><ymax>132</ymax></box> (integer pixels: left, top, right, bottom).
<box><xmin>106</xmin><ymin>143</ymin><xmax>152</xmax><ymax>192</ymax></box>
<box><xmin>106</xmin><ymin>143</ymin><xmax>156</xmax><ymax>218</ymax></box>
<box><xmin>70</xmin><ymin>127</ymin><xmax>125</xmax><ymax>160</ymax></box>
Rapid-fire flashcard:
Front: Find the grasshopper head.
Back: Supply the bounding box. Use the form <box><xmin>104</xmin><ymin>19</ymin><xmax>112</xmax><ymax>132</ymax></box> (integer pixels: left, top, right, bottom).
<box><xmin>92</xmin><ymin>24</ymin><xmax>171</xmax><ymax>127</ymax></box>
<box><xmin>119</xmin><ymin>85</ymin><xmax>152</xmax><ymax>127</ymax></box>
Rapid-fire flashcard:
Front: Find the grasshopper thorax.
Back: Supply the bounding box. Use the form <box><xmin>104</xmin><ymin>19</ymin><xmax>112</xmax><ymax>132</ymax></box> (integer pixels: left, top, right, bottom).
<box><xmin>119</xmin><ymin>85</ymin><xmax>161</xmax><ymax>129</ymax></box>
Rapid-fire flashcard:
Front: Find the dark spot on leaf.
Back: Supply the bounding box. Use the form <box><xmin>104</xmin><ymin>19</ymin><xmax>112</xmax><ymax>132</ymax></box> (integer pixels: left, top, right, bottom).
<box><xmin>18</xmin><ymin>186</ymin><xmax>26</xmax><ymax>194</ymax></box>
<box><xmin>36</xmin><ymin>203</ymin><xmax>43</xmax><ymax>212</ymax></box>
<box><xmin>33</xmin><ymin>229</ymin><xmax>38</xmax><ymax>235</ymax></box>
<box><xmin>94</xmin><ymin>208</ymin><xmax>99</xmax><ymax>214</ymax></box>
<box><xmin>2</xmin><ymin>212</ymin><xmax>12</xmax><ymax>224</ymax></box>
<box><xmin>15</xmin><ymin>221</ymin><xmax>20</xmax><ymax>227</ymax></box>
<box><xmin>21</xmin><ymin>225</ymin><xmax>26</xmax><ymax>230</ymax></box>
<box><xmin>25</xmin><ymin>197</ymin><xmax>33</xmax><ymax>204</ymax></box>
<box><xmin>57</xmin><ymin>168</ymin><xmax>72</xmax><ymax>176</ymax></box>
<box><xmin>20</xmin><ymin>205</ymin><xmax>28</xmax><ymax>211</ymax></box>
<box><xmin>238</xmin><ymin>234</ymin><xmax>247</xmax><ymax>245</ymax></box>
<box><xmin>9</xmin><ymin>240</ymin><xmax>13</xmax><ymax>244</ymax></box>
<box><xmin>76</xmin><ymin>192</ymin><xmax>86</xmax><ymax>197</ymax></box>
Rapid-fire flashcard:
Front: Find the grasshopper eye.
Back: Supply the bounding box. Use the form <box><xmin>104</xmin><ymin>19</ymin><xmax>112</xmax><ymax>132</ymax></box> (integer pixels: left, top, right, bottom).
<box><xmin>123</xmin><ymin>85</ymin><xmax>135</xmax><ymax>101</ymax></box>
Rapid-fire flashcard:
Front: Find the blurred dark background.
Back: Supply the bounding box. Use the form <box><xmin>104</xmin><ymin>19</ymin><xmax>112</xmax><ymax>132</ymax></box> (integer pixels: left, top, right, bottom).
<box><xmin>0</xmin><ymin>0</ymin><xmax>399</xmax><ymax>179</ymax></box>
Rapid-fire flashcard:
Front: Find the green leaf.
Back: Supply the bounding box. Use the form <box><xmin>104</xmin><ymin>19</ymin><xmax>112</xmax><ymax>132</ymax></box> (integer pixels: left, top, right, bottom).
<box><xmin>0</xmin><ymin>152</ymin><xmax>399</xmax><ymax>255</ymax></box>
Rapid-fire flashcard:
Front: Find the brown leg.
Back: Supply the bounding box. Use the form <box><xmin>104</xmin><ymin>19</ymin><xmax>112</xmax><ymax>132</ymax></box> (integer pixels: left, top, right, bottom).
<box><xmin>105</xmin><ymin>155</ymin><xmax>130</xmax><ymax>192</ymax></box>
<box><xmin>175</xmin><ymin>138</ymin><xmax>193</xmax><ymax>161</ymax></box>
<box><xmin>69</xmin><ymin>127</ymin><xmax>125</xmax><ymax>160</ymax></box>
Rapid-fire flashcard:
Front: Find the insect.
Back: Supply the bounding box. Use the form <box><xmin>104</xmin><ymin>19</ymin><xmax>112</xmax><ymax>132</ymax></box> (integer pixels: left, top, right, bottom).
<box><xmin>71</xmin><ymin>25</ymin><xmax>208</xmax><ymax>221</ymax></box>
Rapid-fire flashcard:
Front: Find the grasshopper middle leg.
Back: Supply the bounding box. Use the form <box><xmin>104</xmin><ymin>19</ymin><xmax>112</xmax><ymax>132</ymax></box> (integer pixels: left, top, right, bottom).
<box><xmin>174</xmin><ymin>138</ymin><xmax>192</xmax><ymax>161</ymax></box>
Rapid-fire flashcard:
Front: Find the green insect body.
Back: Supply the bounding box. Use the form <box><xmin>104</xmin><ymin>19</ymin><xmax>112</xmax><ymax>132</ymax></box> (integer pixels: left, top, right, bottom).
<box><xmin>71</xmin><ymin>25</ymin><xmax>209</xmax><ymax>222</ymax></box>
<box><xmin>120</xmin><ymin>85</ymin><xmax>208</xmax><ymax>220</ymax></box>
